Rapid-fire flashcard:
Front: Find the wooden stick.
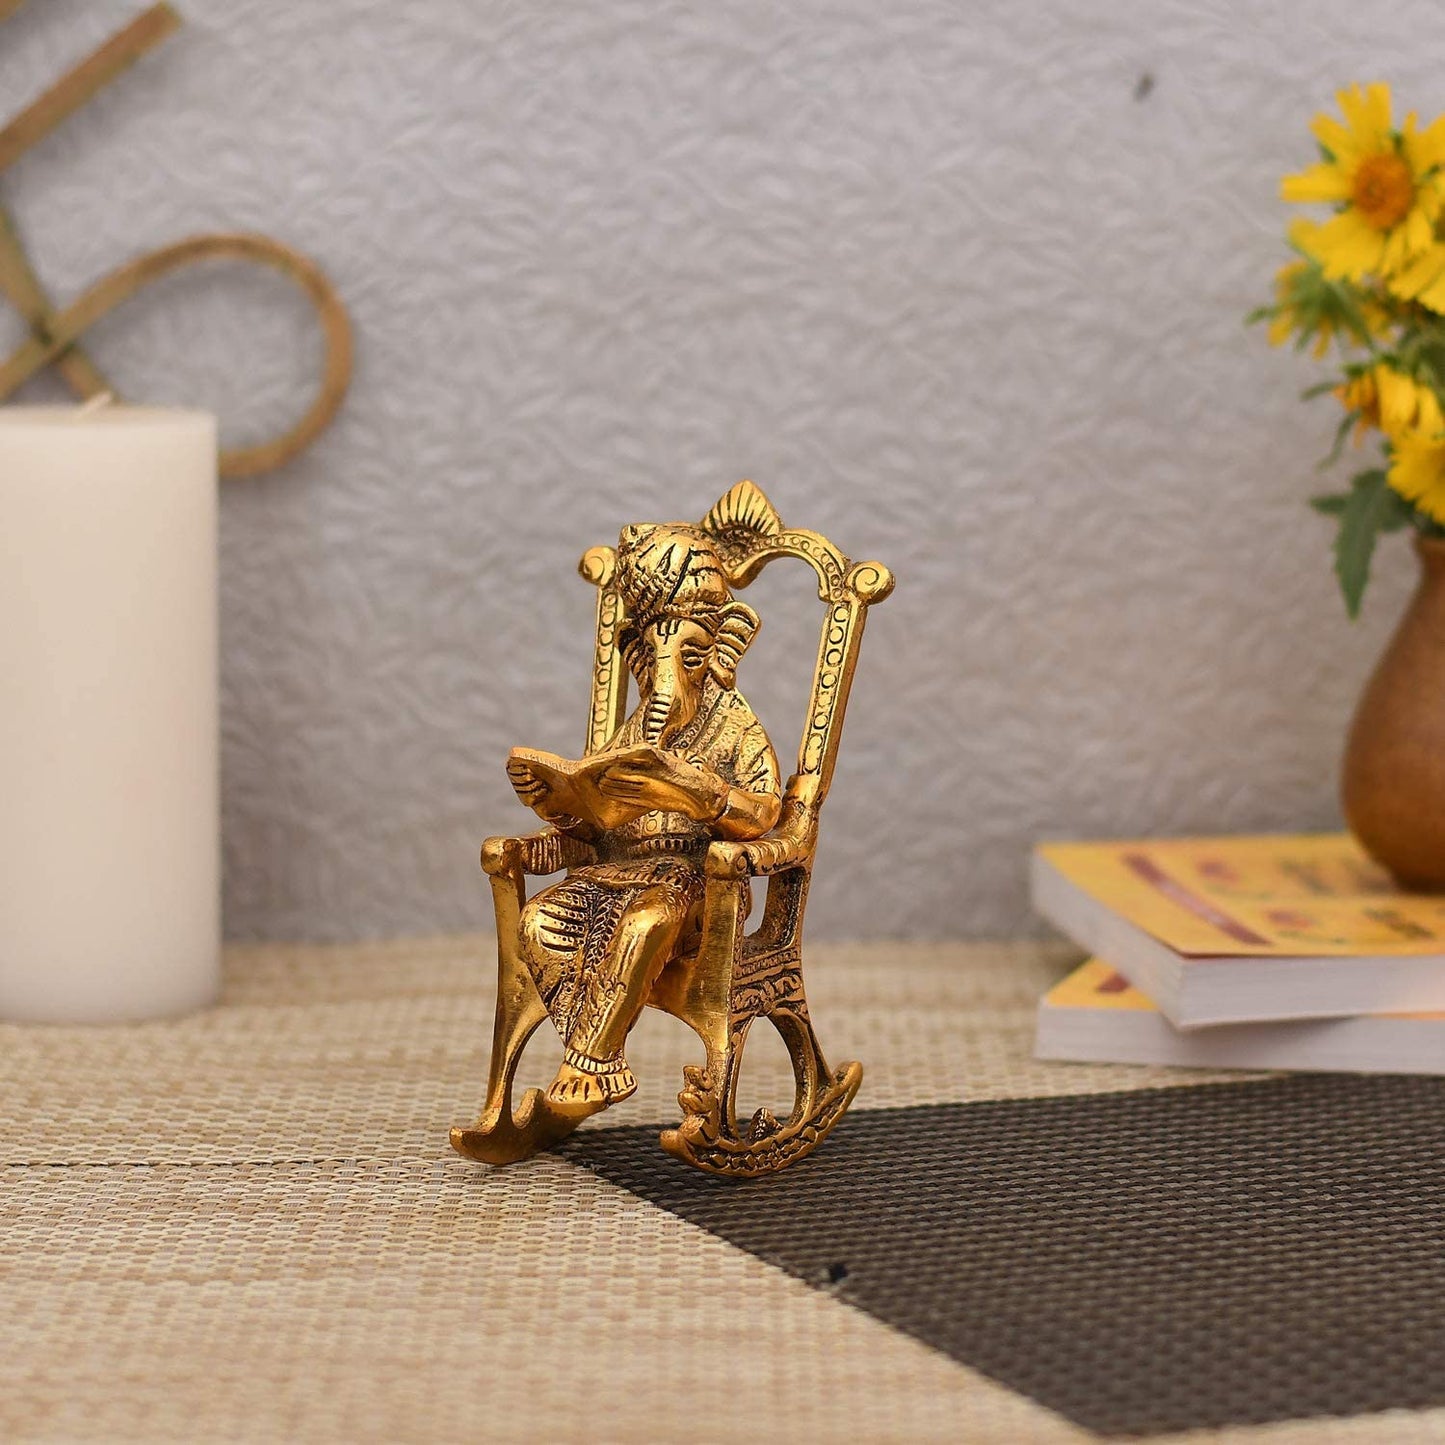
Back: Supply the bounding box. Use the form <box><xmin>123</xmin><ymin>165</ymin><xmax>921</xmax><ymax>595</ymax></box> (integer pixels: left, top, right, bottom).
<box><xmin>0</xmin><ymin>3</ymin><xmax>181</xmax><ymax>174</ymax></box>
<box><xmin>0</xmin><ymin>200</ymin><xmax>112</xmax><ymax>397</ymax></box>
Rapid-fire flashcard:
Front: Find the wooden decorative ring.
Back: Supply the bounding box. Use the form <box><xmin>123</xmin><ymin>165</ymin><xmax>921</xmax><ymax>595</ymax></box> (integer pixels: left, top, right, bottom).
<box><xmin>0</xmin><ymin>232</ymin><xmax>353</xmax><ymax>478</ymax></box>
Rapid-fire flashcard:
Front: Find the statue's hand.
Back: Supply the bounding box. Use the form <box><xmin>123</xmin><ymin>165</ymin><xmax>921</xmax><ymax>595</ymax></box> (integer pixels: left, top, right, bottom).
<box><xmin>505</xmin><ymin>755</ymin><xmax>584</xmax><ymax>829</ymax></box>
<box><xmin>597</xmin><ymin>747</ymin><xmax>729</xmax><ymax>822</ymax></box>
<box><xmin>506</xmin><ymin>757</ymin><xmax>554</xmax><ymax>813</ymax></box>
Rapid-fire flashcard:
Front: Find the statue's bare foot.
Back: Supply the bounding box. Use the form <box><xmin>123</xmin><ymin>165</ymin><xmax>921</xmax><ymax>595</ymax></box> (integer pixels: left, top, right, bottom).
<box><xmin>545</xmin><ymin>1054</ymin><xmax>637</xmax><ymax>1118</ymax></box>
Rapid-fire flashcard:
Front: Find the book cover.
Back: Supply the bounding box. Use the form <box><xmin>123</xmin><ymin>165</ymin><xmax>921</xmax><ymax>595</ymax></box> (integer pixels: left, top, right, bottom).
<box><xmin>1031</xmin><ymin>833</ymin><xmax>1445</xmax><ymax>1026</ymax></box>
<box><xmin>1035</xmin><ymin>833</ymin><xmax>1445</xmax><ymax>957</ymax></box>
<box><xmin>1036</xmin><ymin>958</ymin><xmax>1445</xmax><ymax>1076</ymax></box>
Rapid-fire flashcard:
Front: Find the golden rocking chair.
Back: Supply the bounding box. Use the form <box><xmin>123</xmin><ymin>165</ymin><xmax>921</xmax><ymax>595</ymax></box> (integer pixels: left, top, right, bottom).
<box><xmin>450</xmin><ymin>482</ymin><xmax>894</xmax><ymax>1176</ymax></box>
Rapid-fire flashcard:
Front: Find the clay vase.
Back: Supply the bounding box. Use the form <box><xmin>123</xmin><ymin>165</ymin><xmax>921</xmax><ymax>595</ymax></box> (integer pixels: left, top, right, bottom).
<box><xmin>1342</xmin><ymin>535</ymin><xmax>1445</xmax><ymax>890</ymax></box>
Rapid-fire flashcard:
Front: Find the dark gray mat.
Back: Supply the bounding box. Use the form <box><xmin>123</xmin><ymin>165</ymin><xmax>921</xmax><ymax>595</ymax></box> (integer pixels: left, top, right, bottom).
<box><xmin>559</xmin><ymin>1075</ymin><xmax>1445</xmax><ymax>1437</ymax></box>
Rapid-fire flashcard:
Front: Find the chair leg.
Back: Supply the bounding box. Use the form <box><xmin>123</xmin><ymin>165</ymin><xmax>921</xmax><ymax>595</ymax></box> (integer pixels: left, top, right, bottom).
<box><xmin>661</xmin><ymin>965</ymin><xmax>862</xmax><ymax>1178</ymax></box>
<box><xmin>769</xmin><ymin>992</ymin><xmax>859</xmax><ymax>1124</ymax></box>
<box><xmin>450</xmin><ymin>867</ymin><xmax>584</xmax><ymax>1164</ymax></box>
<box><xmin>661</xmin><ymin>1015</ymin><xmax>745</xmax><ymax>1158</ymax></box>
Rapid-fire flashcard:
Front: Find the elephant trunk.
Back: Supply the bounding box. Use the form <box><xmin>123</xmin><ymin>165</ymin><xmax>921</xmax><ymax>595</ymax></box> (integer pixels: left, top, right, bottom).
<box><xmin>641</xmin><ymin>672</ymin><xmax>700</xmax><ymax>747</ymax></box>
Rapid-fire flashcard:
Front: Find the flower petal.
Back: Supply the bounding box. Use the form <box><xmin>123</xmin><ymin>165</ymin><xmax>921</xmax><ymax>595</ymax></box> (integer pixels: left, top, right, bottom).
<box><xmin>1282</xmin><ymin>163</ymin><xmax>1352</xmax><ymax>203</ymax></box>
<box><xmin>1382</xmin><ymin>207</ymin><xmax>1435</xmax><ymax>271</ymax></box>
<box><xmin>1388</xmin><ymin>243</ymin><xmax>1445</xmax><ymax>307</ymax></box>
<box><xmin>1419</xmin><ymin>389</ymin><xmax>1445</xmax><ymax>437</ymax></box>
<box><xmin>1375</xmin><ymin>367</ymin><xmax>1418</xmax><ymax>432</ymax></box>
<box><xmin>1411</xmin><ymin>265</ymin><xmax>1445</xmax><ymax>314</ymax></box>
<box><xmin>1311</xmin><ymin>209</ymin><xmax>1385</xmax><ymax>279</ymax></box>
<box><xmin>1309</xmin><ymin>114</ymin><xmax>1360</xmax><ymax>164</ymax></box>
<box><xmin>1389</xmin><ymin>432</ymin><xmax>1445</xmax><ymax>524</ymax></box>
<box><xmin>1337</xmin><ymin>82</ymin><xmax>1394</xmax><ymax>152</ymax></box>
<box><xmin>1405</xmin><ymin>113</ymin><xmax>1445</xmax><ymax>173</ymax></box>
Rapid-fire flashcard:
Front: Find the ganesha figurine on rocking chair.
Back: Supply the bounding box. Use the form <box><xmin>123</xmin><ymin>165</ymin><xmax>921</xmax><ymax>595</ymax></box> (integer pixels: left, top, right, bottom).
<box><xmin>450</xmin><ymin>480</ymin><xmax>893</xmax><ymax>1177</ymax></box>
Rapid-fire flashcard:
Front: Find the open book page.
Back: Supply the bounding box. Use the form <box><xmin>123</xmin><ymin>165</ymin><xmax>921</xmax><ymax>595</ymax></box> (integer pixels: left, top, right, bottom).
<box><xmin>506</xmin><ymin>745</ymin><xmax>674</xmax><ymax>831</ymax></box>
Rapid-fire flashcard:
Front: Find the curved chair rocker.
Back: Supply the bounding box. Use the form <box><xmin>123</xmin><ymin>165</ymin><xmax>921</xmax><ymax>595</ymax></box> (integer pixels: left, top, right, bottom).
<box><xmin>451</xmin><ymin>481</ymin><xmax>894</xmax><ymax>1176</ymax></box>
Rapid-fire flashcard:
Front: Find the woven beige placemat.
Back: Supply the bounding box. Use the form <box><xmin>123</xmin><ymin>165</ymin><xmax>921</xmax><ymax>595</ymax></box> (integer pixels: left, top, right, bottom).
<box><xmin>2</xmin><ymin>936</ymin><xmax>1441</xmax><ymax>1444</ymax></box>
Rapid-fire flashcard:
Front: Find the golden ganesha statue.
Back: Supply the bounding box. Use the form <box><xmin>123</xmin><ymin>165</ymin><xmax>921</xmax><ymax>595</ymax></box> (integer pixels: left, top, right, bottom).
<box><xmin>450</xmin><ymin>480</ymin><xmax>893</xmax><ymax>1176</ymax></box>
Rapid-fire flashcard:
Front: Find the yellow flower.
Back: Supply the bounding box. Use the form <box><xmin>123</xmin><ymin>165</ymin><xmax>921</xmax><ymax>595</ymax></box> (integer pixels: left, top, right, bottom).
<box><xmin>1265</xmin><ymin>221</ymin><xmax>1388</xmax><ymax>353</ymax></box>
<box><xmin>1282</xmin><ymin>83</ymin><xmax>1445</xmax><ymax>282</ymax></box>
<box><xmin>1336</xmin><ymin>365</ymin><xmax>1445</xmax><ymax>440</ymax></box>
<box><xmin>1388</xmin><ymin>429</ymin><xmax>1445</xmax><ymax>523</ymax></box>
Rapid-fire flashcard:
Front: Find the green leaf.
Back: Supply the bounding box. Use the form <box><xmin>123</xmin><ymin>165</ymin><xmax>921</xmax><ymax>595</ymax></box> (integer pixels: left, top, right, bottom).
<box><xmin>1310</xmin><ymin>493</ymin><xmax>1349</xmax><ymax>515</ymax></box>
<box><xmin>1378</xmin><ymin>483</ymin><xmax>1415</xmax><ymax>533</ymax></box>
<box><xmin>1410</xmin><ymin>339</ymin><xmax>1445</xmax><ymax>384</ymax></box>
<box><xmin>1333</xmin><ymin>469</ymin><xmax>1399</xmax><ymax>617</ymax></box>
<box><xmin>1318</xmin><ymin>409</ymin><xmax>1357</xmax><ymax>470</ymax></box>
<box><xmin>1300</xmin><ymin>379</ymin><xmax>1341</xmax><ymax>400</ymax></box>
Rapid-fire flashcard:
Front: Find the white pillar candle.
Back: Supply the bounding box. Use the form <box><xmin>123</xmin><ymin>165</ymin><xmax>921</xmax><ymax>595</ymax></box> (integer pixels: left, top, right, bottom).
<box><xmin>0</xmin><ymin>405</ymin><xmax>219</xmax><ymax>1023</ymax></box>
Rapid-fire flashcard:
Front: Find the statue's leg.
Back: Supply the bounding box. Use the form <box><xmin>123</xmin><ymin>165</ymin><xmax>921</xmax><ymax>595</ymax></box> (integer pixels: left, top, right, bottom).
<box><xmin>544</xmin><ymin>885</ymin><xmax>692</xmax><ymax>1118</ymax></box>
<box><xmin>516</xmin><ymin>876</ymin><xmax>600</xmax><ymax>1030</ymax></box>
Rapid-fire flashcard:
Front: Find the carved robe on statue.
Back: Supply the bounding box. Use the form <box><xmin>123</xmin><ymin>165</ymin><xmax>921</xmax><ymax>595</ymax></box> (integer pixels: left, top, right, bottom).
<box><xmin>520</xmin><ymin>686</ymin><xmax>779</xmax><ymax>1093</ymax></box>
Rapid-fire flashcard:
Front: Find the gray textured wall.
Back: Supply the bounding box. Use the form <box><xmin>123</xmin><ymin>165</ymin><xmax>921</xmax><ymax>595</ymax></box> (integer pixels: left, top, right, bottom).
<box><xmin>1</xmin><ymin>1</ymin><xmax>1434</xmax><ymax>941</ymax></box>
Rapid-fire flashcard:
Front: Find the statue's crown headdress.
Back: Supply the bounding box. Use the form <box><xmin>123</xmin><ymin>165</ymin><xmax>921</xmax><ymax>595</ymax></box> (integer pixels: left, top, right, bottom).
<box><xmin>613</xmin><ymin>481</ymin><xmax>782</xmax><ymax>685</ymax></box>
<box><xmin>614</xmin><ymin>525</ymin><xmax>730</xmax><ymax>626</ymax></box>
<box><xmin>614</xmin><ymin>480</ymin><xmax>783</xmax><ymax>627</ymax></box>
<box><xmin>697</xmin><ymin>479</ymin><xmax>783</xmax><ymax>569</ymax></box>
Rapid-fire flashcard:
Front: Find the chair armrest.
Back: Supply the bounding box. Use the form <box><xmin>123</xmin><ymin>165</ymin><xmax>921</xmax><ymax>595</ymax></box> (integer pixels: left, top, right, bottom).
<box><xmin>704</xmin><ymin>802</ymin><xmax>816</xmax><ymax>880</ymax></box>
<box><xmin>481</xmin><ymin>828</ymin><xmax>597</xmax><ymax>878</ymax></box>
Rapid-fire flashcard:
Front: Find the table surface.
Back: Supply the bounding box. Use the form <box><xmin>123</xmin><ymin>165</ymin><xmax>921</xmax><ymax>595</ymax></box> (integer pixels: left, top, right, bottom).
<box><xmin>3</xmin><ymin>935</ymin><xmax>1442</xmax><ymax>1444</ymax></box>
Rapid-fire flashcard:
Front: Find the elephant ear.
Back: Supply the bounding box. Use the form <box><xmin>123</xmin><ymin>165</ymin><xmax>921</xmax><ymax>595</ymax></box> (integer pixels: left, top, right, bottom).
<box><xmin>710</xmin><ymin>601</ymin><xmax>761</xmax><ymax>687</ymax></box>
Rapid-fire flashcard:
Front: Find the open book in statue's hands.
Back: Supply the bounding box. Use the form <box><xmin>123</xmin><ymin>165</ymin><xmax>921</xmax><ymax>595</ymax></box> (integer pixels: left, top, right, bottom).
<box><xmin>506</xmin><ymin>744</ymin><xmax>725</xmax><ymax>831</ymax></box>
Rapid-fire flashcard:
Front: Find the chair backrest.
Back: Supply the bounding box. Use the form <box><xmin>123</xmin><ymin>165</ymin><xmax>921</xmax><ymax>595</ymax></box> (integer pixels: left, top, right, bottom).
<box><xmin>577</xmin><ymin>481</ymin><xmax>894</xmax><ymax>817</ymax></box>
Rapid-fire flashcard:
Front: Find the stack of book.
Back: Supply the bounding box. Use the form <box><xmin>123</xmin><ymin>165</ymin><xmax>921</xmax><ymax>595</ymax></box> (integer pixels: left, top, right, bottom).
<box><xmin>1030</xmin><ymin>833</ymin><xmax>1445</xmax><ymax>1074</ymax></box>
